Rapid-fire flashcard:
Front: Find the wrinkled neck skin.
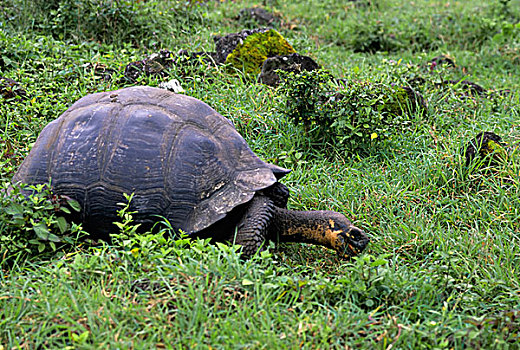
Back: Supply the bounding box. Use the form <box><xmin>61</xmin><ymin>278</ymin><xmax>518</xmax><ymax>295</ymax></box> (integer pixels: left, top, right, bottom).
<box><xmin>268</xmin><ymin>207</ymin><xmax>362</xmax><ymax>254</ymax></box>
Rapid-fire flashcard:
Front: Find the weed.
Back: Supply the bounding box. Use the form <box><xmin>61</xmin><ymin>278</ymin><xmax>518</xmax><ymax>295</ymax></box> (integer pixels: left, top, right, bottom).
<box><xmin>0</xmin><ymin>182</ymin><xmax>86</xmax><ymax>264</ymax></box>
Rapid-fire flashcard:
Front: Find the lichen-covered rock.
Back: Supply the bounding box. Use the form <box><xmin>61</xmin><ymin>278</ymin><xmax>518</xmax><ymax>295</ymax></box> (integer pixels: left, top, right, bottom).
<box><xmin>258</xmin><ymin>53</ymin><xmax>320</xmax><ymax>87</ymax></box>
<box><xmin>224</xmin><ymin>29</ymin><xmax>296</xmax><ymax>75</ymax></box>
<box><xmin>464</xmin><ymin>131</ymin><xmax>507</xmax><ymax>166</ymax></box>
<box><xmin>213</xmin><ymin>28</ymin><xmax>270</xmax><ymax>64</ymax></box>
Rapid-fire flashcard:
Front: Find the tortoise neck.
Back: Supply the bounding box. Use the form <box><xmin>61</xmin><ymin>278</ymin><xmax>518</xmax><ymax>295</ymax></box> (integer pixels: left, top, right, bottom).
<box><xmin>268</xmin><ymin>207</ymin><xmax>340</xmax><ymax>251</ymax></box>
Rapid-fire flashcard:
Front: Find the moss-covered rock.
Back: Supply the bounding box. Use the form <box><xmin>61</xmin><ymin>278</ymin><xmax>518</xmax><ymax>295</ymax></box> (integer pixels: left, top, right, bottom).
<box><xmin>382</xmin><ymin>86</ymin><xmax>427</xmax><ymax>116</ymax></box>
<box><xmin>214</xmin><ymin>28</ymin><xmax>268</xmax><ymax>64</ymax></box>
<box><xmin>225</xmin><ymin>29</ymin><xmax>296</xmax><ymax>75</ymax></box>
<box><xmin>464</xmin><ymin>131</ymin><xmax>508</xmax><ymax>167</ymax></box>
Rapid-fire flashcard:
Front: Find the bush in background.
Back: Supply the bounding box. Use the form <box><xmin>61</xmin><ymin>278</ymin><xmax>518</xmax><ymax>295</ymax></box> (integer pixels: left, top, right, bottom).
<box><xmin>276</xmin><ymin>69</ymin><xmax>426</xmax><ymax>151</ymax></box>
<box><xmin>1</xmin><ymin>0</ymin><xmax>206</xmax><ymax>48</ymax></box>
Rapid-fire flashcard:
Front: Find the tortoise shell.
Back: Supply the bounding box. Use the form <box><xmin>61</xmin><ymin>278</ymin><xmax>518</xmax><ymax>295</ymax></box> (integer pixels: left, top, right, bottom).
<box><xmin>13</xmin><ymin>86</ymin><xmax>289</xmax><ymax>236</ymax></box>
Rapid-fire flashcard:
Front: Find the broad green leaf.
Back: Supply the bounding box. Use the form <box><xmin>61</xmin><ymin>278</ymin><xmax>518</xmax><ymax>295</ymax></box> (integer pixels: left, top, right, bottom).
<box><xmin>47</xmin><ymin>233</ymin><xmax>61</xmax><ymax>243</ymax></box>
<box><xmin>370</xmin><ymin>258</ymin><xmax>388</xmax><ymax>267</ymax></box>
<box><xmin>57</xmin><ymin>216</ymin><xmax>68</xmax><ymax>234</ymax></box>
<box><xmin>60</xmin><ymin>207</ymin><xmax>71</xmax><ymax>214</ymax></box>
<box><xmin>33</xmin><ymin>223</ymin><xmax>50</xmax><ymax>240</ymax></box>
<box><xmin>67</xmin><ymin>199</ymin><xmax>81</xmax><ymax>212</ymax></box>
<box><xmin>5</xmin><ymin>203</ymin><xmax>24</xmax><ymax>216</ymax></box>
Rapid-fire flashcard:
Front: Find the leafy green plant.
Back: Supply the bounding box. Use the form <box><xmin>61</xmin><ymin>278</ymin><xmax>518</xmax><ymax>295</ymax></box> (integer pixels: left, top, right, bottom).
<box><xmin>492</xmin><ymin>21</ymin><xmax>520</xmax><ymax>44</ymax></box>
<box><xmin>108</xmin><ymin>193</ymin><xmax>208</xmax><ymax>265</ymax></box>
<box><xmin>348</xmin><ymin>18</ymin><xmax>403</xmax><ymax>53</ymax></box>
<box><xmin>107</xmin><ymin>193</ymin><xmax>275</xmax><ymax>268</ymax></box>
<box><xmin>276</xmin><ymin>69</ymin><xmax>426</xmax><ymax>151</ymax></box>
<box><xmin>0</xmin><ymin>182</ymin><xmax>86</xmax><ymax>264</ymax></box>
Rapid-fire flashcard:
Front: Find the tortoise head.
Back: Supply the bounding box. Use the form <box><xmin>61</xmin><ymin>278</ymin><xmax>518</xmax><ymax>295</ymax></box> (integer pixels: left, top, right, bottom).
<box><xmin>325</xmin><ymin>212</ymin><xmax>370</xmax><ymax>258</ymax></box>
<box><xmin>270</xmin><ymin>206</ymin><xmax>369</xmax><ymax>258</ymax></box>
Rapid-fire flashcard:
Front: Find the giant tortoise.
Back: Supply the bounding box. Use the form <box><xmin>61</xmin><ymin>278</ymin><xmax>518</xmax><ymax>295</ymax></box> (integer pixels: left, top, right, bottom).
<box><xmin>12</xmin><ymin>86</ymin><xmax>369</xmax><ymax>258</ymax></box>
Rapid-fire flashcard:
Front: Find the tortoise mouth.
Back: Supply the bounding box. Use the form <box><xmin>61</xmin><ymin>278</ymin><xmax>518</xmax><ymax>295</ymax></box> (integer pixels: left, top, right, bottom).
<box><xmin>340</xmin><ymin>227</ymin><xmax>370</xmax><ymax>258</ymax></box>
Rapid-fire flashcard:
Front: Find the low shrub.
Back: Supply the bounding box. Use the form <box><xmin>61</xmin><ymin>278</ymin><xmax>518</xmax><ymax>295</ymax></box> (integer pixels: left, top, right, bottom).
<box><xmin>347</xmin><ymin>18</ymin><xmax>404</xmax><ymax>53</ymax></box>
<box><xmin>275</xmin><ymin>69</ymin><xmax>426</xmax><ymax>152</ymax></box>
<box><xmin>0</xmin><ymin>182</ymin><xmax>86</xmax><ymax>264</ymax></box>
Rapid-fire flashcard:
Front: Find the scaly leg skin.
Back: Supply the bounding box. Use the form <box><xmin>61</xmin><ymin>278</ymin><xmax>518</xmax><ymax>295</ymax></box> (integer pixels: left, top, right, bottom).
<box><xmin>234</xmin><ymin>195</ymin><xmax>275</xmax><ymax>258</ymax></box>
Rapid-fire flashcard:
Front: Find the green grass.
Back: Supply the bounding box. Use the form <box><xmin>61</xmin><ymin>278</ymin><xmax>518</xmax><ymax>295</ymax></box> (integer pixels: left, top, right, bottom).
<box><xmin>1</xmin><ymin>0</ymin><xmax>520</xmax><ymax>348</ymax></box>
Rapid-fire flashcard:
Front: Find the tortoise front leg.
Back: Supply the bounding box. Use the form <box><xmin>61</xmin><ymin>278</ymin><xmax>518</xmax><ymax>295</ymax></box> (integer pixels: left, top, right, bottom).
<box><xmin>234</xmin><ymin>195</ymin><xmax>275</xmax><ymax>258</ymax></box>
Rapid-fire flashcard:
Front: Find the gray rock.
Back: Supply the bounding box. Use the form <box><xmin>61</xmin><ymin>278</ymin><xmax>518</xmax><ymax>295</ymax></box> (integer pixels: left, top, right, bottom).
<box><xmin>122</xmin><ymin>49</ymin><xmax>174</xmax><ymax>83</ymax></box>
<box><xmin>0</xmin><ymin>76</ymin><xmax>27</xmax><ymax>100</ymax></box>
<box><xmin>258</xmin><ymin>53</ymin><xmax>320</xmax><ymax>87</ymax></box>
<box><xmin>238</xmin><ymin>7</ymin><xmax>280</xmax><ymax>26</ymax></box>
